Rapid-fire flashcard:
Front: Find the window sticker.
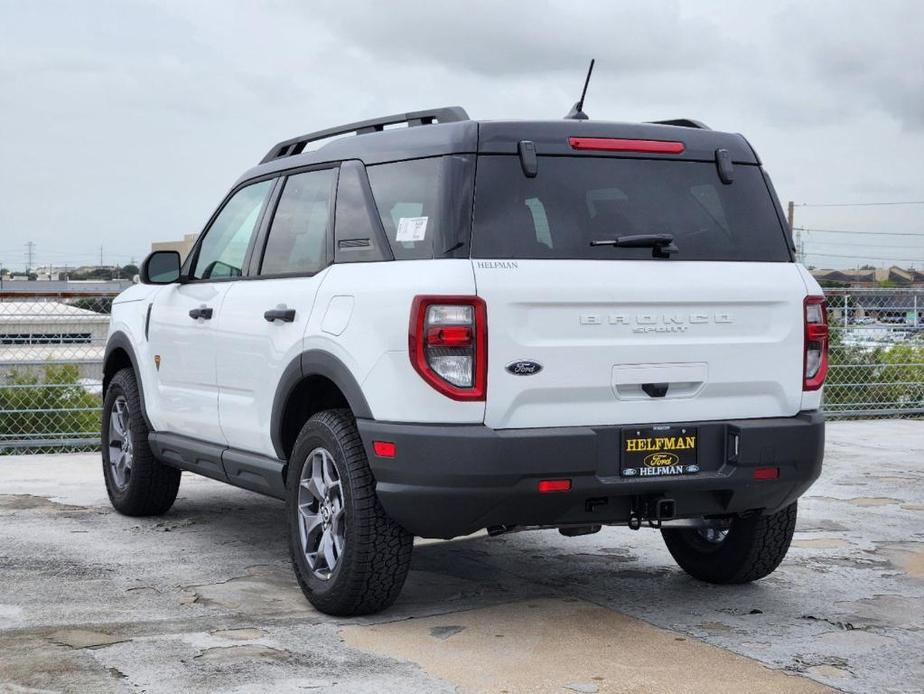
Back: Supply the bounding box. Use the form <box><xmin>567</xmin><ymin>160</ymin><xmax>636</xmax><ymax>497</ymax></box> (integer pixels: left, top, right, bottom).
<box><xmin>395</xmin><ymin>216</ymin><xmax>428</xmax><ymax>243</ymax></box>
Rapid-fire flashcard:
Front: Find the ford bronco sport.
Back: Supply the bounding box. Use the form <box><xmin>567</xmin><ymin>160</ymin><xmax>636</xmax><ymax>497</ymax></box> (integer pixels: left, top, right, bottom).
<box><xmin>102</xmin><ymin>107</ymin><xmax>827</xmax><ymax>616</ymax></box>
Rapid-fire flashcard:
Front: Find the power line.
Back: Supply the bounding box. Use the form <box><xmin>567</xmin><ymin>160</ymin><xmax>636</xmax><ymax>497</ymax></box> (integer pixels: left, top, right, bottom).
<box><xmin>794</xmin><ymin>226</ymin><xmax>924</xmax><ymax>237</ymax></box>
<box><xmin>806</xmin><ymin>240</ymin><xmax>924</xmax><ymax>249</ymax></box>
<box><xmin>805</xmin><ymin>251</ymin><xmax>924</xmax><ymax>262</ymax></box>
<box><xmin>796</xmin><ymin>200</ymin><xmax>924</xmax><ymax>208</ymax></box>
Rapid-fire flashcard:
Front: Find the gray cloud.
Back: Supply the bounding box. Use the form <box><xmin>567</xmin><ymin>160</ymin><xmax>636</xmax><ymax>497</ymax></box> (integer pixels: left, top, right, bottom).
<box><xmin>0</xmin><ymin>0</ymin><xmax>921</xmax><ymax>271</ymax></box>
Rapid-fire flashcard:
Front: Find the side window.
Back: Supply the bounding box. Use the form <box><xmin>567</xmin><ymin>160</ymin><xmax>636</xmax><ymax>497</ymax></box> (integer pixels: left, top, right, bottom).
<box><xmin>192</xmin><ymin>180</ymin><xmax>273</xmax><ymax>280</ymax></box>
<box><xmin>260</xmin><ymin>168</ymin><xmax>336</xmax><ymax>276</ymax></box>
<box><xmin>366</xmin><ymin>158</ymin><xmax>443</xmax><ymax>260</ymax></box>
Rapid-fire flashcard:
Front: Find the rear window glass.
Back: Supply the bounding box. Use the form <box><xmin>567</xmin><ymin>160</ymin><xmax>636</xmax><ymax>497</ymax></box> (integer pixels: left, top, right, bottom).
<box><xmin>471</xmin><ymin>156</ymin><xmax>791</xmax><ymax>262</ymax></box>
<box><xmin>366</xmin><ymin>156</ymin><xmax>474</xmax><ymax>260</ymax></box>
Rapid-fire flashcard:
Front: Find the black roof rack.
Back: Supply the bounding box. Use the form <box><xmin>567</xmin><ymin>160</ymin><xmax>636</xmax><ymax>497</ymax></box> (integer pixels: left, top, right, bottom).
<box><xmin>259</xmin><ymin>106</ymin><xmax>470</xmax><ymax>164</ymax></box>
<box><xmin>647</xmin><ymin>118</ymin><xmax>711</xmax><ymax>130</ymax></box>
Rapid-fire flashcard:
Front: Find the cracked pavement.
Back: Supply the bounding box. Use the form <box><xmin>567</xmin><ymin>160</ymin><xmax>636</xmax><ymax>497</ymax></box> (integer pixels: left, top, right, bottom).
<box><xmin>0</xmin><ymin>420</ymin><xmax>922</xmax><ymax>693</ymax></box>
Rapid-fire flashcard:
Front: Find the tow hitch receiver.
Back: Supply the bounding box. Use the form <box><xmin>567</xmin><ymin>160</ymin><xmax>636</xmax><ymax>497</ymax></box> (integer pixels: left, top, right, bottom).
<box><xmin>628</xmin><ymin>497</ymin><xmax>677</xmax><ymax>530</ymax></box>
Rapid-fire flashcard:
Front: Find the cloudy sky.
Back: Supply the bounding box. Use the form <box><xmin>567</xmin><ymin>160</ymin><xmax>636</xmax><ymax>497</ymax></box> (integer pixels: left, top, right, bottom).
<box><xmin>1</xmin><ymin>0</ymin><xmax>923</xmax><ymax>271</ymax></box>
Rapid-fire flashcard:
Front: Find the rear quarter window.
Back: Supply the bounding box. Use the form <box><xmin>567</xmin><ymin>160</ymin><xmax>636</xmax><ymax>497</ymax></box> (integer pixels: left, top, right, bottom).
<box><xmin>471</xmin><ymin>156</ymin><xmax>791</xmax><ymax>262</ymax></box>
<box><xmin>366</xmin><ymin>155</ymin><xmax>475</xmax><ymax>260</ymax></box>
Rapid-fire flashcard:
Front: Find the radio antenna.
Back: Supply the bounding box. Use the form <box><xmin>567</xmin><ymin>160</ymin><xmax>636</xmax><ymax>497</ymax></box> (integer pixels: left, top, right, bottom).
<box><xmin>565</xmin><ymin>58</ymin><xmax>595</xmax><ymax>120</ymax></box>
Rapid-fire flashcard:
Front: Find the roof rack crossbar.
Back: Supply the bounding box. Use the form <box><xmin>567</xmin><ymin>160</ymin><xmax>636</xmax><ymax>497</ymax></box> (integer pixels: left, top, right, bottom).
<box><xmin>259</xmin><ymin>106</ymin><xmax>470</xmax><ymax>164</ymax></box>
<box><xmin>646</xmin><ymin>118</ymin><xmax>711</xmax><ymax>130</ymax></box>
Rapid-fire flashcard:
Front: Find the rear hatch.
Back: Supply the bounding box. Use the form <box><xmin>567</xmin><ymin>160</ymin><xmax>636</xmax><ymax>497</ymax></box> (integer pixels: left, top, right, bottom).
<box><xmin>470</xmin><ymin>148</ymin><xmax>807</xmax><ymax>429</ymax></box>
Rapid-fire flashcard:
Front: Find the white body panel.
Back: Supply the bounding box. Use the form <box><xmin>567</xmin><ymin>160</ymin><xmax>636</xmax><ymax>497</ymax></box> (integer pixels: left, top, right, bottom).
<box><xmin>474</xmin><ymin>260</ymin><xmax>811</xmax><ymax>430</ymax></box>
<box><xmin>111</xmin><ymin>254</ymin><xmax>819</xmax><ymax>451</ymax></box>
<box><xmin>311</xmin><ymin>260</ymin><xmax>483</xmax><ymax>424</ymax></box>
<box><xmin>215</xmin><ymin>274</ymin><xmax>326</xmax><ymax>457</ymax></box>
<box><xmin>146</xmin><ymin>282</ymin><xmax>232</xmax><ymax>443</ymax></box>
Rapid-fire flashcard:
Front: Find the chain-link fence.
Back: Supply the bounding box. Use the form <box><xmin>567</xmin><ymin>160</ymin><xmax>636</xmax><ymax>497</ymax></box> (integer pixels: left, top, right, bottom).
<box><xmin>1</xmin><ymin>293</ymin><xmax>111</xmax><ymax>454</ymax></box>
<box><xmin>823</xmin><ymin>288</ymin><xmax>924</xmax><ymax>418</ymax></box>
<box><xmin>1</xmin><ymin>287</ymin><xmax>922</xmax><ymax>454</ymax></box>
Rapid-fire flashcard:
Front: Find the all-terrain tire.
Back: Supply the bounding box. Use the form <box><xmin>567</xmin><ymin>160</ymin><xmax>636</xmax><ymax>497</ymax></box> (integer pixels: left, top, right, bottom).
<box><xmin>101</xmin><ymin>368</ymin><xmax>180</xmax><ymax>516</ymax></box>
<box><xmin>287</xmin><ymin>409</ymin><xmax>413</xmax><ymax>616</ymax></box>
<box><xmin>661</xmin><ymin>502</ymin><xmax>797</xmax><ymax>584</ymax></box>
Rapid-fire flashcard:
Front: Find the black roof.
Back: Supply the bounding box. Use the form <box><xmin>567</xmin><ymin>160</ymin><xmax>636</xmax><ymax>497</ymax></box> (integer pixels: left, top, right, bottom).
<box><xmin>235</xmin><ymin>106</ymin><xmax>760</xmax><ymax>185</ymax></box>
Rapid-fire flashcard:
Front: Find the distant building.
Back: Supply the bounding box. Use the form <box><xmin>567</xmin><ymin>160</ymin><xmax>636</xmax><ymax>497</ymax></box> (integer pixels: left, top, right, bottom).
<box><xmin>811</xmin><ymin>266</ymin><xmax>924</xmax><ymax>287</ymax></box>
<box><xmin>0</xmin><ymin>302</ymin><xmax>109</xmax><ymax>382</ymax></box>
<box><xmin>0</xmin><ymin>278</ymin><xmax>133</xmax><ymax>294</ymax></box>
<box><xmin>151</xmin><ymin>233</ymin><xmax>198</xmax><ymax>261</ymax></box>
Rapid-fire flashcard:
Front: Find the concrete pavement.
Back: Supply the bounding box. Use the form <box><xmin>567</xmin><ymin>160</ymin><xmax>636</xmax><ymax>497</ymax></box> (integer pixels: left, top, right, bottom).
<box><xmin>1</xmin><ymin>420</ymin><xmax>922</xmax><ymax>693</ymax></box>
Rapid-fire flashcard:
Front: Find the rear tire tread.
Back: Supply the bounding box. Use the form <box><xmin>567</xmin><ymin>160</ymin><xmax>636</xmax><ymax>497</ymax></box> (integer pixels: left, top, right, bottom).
<box><xmin>288</xmin><ymin>409</ymin><xmax>412</xmax><ymax>616</ymax></box>
<box><xmin>662</xmin><ymin>502</ymin><xmax>797</xmax><ymax>584</ymax></box>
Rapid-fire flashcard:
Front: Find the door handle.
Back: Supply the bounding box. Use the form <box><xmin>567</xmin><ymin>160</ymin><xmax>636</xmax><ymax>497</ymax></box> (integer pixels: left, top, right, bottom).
<box><xmin>189</xmin><ymin>307</ymin><xmax>213</xmax><ymax>320</ymax></box>
<box><xmin>264</xmin><ymin>308</ymin><xmax>296</xmax><ymax>323</ymax></box>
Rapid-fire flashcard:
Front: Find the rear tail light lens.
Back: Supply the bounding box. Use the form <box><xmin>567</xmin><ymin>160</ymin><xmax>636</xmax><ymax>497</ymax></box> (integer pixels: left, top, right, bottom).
<box><xmin>409</xmin><ymin>296</ymin><xmax>487</xmax><ymax>400</ymax></box>
<box><xmin>804</xmin><ymin>296</ymin><xmax>829</xmax><ymax>391</ymax></box>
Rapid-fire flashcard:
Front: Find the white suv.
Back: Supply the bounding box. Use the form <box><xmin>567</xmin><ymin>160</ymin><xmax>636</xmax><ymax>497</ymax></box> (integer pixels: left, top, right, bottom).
<box><xmin>102</xmin><ymin>107</ymin><xmax>827</xmax><ymax>615</ymax></box>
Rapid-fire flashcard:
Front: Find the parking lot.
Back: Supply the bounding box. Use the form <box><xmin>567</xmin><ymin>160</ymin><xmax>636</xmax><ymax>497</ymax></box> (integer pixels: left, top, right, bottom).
<box><xmin>1</xmin><ymin>419</ymin><xmax>922</xmax><ymax>693</ymax></box>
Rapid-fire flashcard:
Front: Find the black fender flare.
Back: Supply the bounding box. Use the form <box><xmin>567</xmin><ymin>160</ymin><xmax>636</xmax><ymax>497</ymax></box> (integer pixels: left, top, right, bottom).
<box><xmin>270</xmin><ymin>350</ymin><xmax>373</xmax><ymax>460</ymax></box>
<box><xmin>103</xmin><ymin>331</ymin><xmax>154</xmax><ymax>430</ymax></box>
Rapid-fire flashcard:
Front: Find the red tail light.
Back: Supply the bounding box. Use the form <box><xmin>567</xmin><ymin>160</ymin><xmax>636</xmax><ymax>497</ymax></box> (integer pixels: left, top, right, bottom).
<box><xmin>409</xmin><ymin>296</ymin><xmax>487</xmax><ymax>401</ymax></box>
<box><xmin>569</xmin><ymin>137</ymin><xmax>685</xmax><ymax>154</ymax></box>
<box><xmin>804</xmin><ymin>296</ymin><xmax>829</xmax><ymax>391</ymax></box>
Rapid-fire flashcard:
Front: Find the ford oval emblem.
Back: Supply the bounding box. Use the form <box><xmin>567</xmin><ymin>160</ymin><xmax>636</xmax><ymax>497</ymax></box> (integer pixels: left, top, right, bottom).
<box><xmin>506</xmin><ymin>360</ymin><xmax>543</xmax><ymax>376</ymax></box>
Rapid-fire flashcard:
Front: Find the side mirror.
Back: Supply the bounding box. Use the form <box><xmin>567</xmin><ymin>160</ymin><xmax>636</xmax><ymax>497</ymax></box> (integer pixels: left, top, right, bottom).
<box><xmin>140</xmin><ymin>251</ymin><xmax>181</xmax><ymax>284</ymax></box>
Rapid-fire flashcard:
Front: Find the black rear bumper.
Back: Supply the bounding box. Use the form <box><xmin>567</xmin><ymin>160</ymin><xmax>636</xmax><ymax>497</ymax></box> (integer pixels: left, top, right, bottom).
<box><xmin>357</xmin><ymin>411</ymin><xmax>824</xmax><ymax>539</ymax></box>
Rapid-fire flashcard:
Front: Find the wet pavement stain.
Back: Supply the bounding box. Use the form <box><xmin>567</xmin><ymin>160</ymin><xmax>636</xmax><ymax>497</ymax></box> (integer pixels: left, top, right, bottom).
<box><xmin>209</xmin><ymin>628</ymin><xmax>267</xmax><ymax>641</ymax></box>
<box><xmin>48</xmin><ymin>628</ymin><xmax>131</xmax><ymax>649</ymax></box>
<box><xmin>180</xmin><ymin>565</ymin><xmax>313</xmax><ymax>615</ymax></box>
<box><xmin>0</xmin><ymin>494</ymin><xmax>94</xmax><ymax>514</ymax></box>
<box><xmin>792</xmin><ymin>538</ymin><xmax>852</xmax><ymax>549</ymax></box>
<box><xmin>194</xmin><ymin>644</ymin><xmax>290</xmax><ymax>663</ymax></box>
<box><xmin>876</xmin><ymin>543</ymin><xmax>924</xmax><ymax>579</ymax></box>
<box><xmin>342</xmin><ymin>598</ymin><xmax>834</xmax><ymax>693</ymax></box>
<box><xmin>847</xmin><ymin>497</ymin><xmax>903</xmax><ymax>507</ymax></box>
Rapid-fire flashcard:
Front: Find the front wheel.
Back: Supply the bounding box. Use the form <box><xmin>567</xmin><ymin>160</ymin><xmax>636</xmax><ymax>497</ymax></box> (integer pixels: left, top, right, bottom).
<box><xmin>661</xmin><ymin>502</ymin><xmax>797</xmax><ymax>584</ymax></box>
<box><xmin>287</xmin><ymin>409</ymin><xmax>413</xmax><ymax>616</ymax></box>
<box><xmin>102</xmin><ymin>368</ymin><xmax>181</xmax><ymax>516</ymax></box>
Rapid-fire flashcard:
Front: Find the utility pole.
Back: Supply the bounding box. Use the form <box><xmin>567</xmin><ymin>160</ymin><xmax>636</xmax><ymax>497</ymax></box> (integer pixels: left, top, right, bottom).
<box><xmin>787</xmin><ymin>201</ymin><xmax>804</xmax><ymax>264</ymax></box>
<box><xmin>100</xmin><ymin>245</ymin><xmax>104</xmax><ymax>268</ymax></box>
<box><xmin>25</xmin><ymin>241</ymin><xmax>35</xmax><ymax>272</ymax></box>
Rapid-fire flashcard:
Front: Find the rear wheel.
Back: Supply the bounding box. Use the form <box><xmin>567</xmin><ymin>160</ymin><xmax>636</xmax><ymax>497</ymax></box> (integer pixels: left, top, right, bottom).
<box><xmin>102</xmin><ymin>368</ymin><xmax>181</xmax><ymax>516</ymax></box>
<box><xmin>661</xmin><ymin>502</ymin><xmax>797</xmax><ymax>584</ymax></box>
<box><xmin>287</xmin><ymin>409</ymin><xmax>413</xmax><ymax>616</ymax></box>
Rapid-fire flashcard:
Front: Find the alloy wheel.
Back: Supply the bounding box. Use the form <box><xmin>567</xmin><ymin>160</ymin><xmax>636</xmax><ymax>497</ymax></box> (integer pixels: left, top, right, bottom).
<box><xmin>108</xmin><ymin>395</ymin><xmax>133</xmax><ymax>491</ymax></box>
<box><xmin>297</xmin><ymin>447</ymin><xmax>346</xmax><ymax>580</ymax></box>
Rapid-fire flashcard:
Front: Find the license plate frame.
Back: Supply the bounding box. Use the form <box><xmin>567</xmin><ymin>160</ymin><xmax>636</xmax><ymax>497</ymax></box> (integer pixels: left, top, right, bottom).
<box><xmin>621</xmin><ymin>426</ymin><xmax>699</xmax><ymax>478</ymax></box>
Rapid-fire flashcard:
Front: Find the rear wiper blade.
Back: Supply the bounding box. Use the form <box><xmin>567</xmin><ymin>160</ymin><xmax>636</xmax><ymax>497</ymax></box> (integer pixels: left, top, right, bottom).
<box><xmin>590</xmin><ymin>233</ymin><xmax>678</xmax><ymax>258</ymax></box>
